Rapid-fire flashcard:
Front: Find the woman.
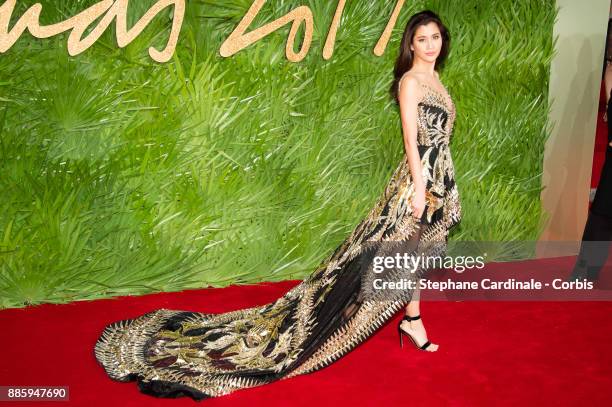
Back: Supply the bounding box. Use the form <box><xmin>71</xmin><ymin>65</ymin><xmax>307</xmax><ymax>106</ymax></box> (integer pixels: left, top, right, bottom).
<box><xmin>94</xmin><ymin>10</ymin><xmax>461</xmax><ymax>401</ymax></box>
<box><xmin>568</xmin><ymin>57</ymin><xmax>612</xmax><ymax>282</ymax></box>
<box><xmin>390</xmin><ymin>10</ymin><xmax>459</xmax><ymax>353</ymax></box>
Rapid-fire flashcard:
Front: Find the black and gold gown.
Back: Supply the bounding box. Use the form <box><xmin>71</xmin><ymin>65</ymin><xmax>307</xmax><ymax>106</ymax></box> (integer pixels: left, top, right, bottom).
<box><xmin>94</xmin><ymin>74</ymin><xmax>462</xmax><ymax>401</ymax></box>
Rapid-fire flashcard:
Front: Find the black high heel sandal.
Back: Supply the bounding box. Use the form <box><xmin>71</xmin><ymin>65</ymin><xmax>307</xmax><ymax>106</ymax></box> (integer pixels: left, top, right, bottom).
<box><xmin>397</xmin><ymin>314</ymin><xmax>432</xmax><ymax>351</ymax></box>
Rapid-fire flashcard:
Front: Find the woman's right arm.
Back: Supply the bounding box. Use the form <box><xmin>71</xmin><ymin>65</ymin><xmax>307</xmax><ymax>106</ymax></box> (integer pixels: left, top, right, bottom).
<box><xmin>398</xmin><ymin>75</ymin><xmax>426</xmax><ymax>219</ymax></box>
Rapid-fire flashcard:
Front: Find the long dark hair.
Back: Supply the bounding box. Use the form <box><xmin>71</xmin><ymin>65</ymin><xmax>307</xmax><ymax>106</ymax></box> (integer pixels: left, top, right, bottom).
<box><xmin>389</xmin><ymin>10</ymin><xmax>450</xmax><ymax>105</ymax></box>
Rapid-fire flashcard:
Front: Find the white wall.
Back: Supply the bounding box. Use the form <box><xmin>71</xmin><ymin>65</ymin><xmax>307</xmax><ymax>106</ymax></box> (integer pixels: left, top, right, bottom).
<box><xmin>538</xmin><ymin>0</ymin><xmax>610</xmax><ymax>257</ymax></box>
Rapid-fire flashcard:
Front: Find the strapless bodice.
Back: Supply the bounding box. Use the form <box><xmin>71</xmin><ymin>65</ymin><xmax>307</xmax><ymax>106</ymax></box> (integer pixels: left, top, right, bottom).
<box><xmin>415</xmin><ymin>82</ymin><xmax>456</xmax><ymax>148</ymax></box>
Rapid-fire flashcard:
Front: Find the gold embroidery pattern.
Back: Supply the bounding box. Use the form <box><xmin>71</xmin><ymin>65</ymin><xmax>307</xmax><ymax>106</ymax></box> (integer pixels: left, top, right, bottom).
<box><xmin>94</xmin><ymin>74</ymin><xmax>462</xmax><ymax>400</ymax></box>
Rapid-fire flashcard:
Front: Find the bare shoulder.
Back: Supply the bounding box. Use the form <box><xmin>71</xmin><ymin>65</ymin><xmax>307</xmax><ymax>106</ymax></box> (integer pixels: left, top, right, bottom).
<box><xmin>398</xmin><ymin>72</ymin><xmax>423</xmax><ymax>101</ymax></box>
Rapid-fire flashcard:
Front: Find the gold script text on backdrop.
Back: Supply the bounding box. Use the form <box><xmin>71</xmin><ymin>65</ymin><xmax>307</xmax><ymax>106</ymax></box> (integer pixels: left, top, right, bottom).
<box><xmin>0</xmin><ymin>0</ymin><xmax>404</xmax><ymax>63</ymax></box>
<box><xmin>0</xmin><ymin>0</ymin><xmax>185</xmax><ymax>62</ymax></box>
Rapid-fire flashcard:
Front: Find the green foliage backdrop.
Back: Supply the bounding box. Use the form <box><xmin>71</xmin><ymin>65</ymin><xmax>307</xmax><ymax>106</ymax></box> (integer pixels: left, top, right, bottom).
<box><xmin>0</xmin><ymin>0</ymin><xmax>556</xmax><ymax>309</ymax></box>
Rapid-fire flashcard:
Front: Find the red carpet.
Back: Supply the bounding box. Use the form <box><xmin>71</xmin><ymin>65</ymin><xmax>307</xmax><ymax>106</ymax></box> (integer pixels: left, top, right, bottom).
<box><xmin>1</xmin><ymin>256</ymin><xmax>612</xmax><ymax>406</ymax></box>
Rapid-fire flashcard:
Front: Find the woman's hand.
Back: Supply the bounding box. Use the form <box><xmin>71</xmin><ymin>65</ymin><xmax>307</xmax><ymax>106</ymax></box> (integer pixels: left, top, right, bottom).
<box><xmin>411</xmin><ymin>185</ymin><xmax>426</xmax><ymax>220</ymax></box>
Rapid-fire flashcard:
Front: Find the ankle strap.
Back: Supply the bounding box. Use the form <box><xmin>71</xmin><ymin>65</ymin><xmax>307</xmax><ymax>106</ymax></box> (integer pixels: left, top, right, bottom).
<box><xmin>403</xmin><ymin>314</ymin><xmax>421</xmax><ymax>321</ymax></box>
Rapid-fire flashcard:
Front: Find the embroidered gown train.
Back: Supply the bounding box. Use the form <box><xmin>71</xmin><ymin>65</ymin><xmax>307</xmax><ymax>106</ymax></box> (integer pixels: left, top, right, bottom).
<box><xmin>94</xmin><ymin>74</ymin><xmax>462</xmax><ymax>401</ymax></box>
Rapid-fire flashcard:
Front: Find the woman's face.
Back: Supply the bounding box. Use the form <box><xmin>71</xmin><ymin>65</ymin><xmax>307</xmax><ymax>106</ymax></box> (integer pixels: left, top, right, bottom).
<box><xmin>410</xmin><ymin>22</ymin><xmax>442</xmax><ymax>63</ymax></box>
